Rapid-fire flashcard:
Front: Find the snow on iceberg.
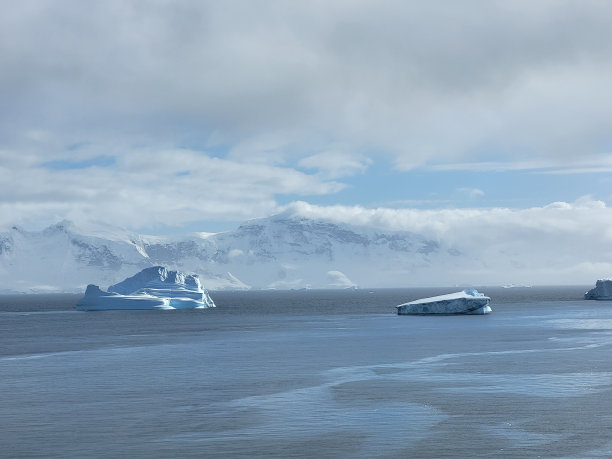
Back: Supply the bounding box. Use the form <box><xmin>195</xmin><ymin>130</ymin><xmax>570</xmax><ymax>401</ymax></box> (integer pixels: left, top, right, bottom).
<box><xmin>584</xmin><ymin>279</ymin><xmax>612</xmax><ymax>300</ymax></box>
<box><xmin>396</xmin><ymin>288</ymin><xmax>492</xmax><ymax>315</ymax></box>
<box><xmin>76</xmin><ymin>266</ymin><xmax>216</xmax><ymax>311</ymax></box>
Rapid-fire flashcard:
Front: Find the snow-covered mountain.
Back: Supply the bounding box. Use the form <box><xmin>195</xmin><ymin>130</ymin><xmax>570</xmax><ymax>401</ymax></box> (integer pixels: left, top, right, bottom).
<box><xmin>0</xmin><ymin>213</ymin><xmax>469</xmax><ymax>293</ymax></box>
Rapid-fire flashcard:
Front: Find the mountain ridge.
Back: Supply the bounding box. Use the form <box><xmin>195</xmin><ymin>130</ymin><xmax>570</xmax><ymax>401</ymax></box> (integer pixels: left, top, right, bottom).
<box><xmin>0</xmin><ymin>213</ymin><xmax>464</xmax><ymax>293</ymax></box>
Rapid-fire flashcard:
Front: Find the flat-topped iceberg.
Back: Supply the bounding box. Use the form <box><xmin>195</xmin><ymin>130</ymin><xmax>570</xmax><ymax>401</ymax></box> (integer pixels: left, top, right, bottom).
<box><xmin>76</xmin><ymin>266</ymin><xmax>216</xmax><ymax>311</ymax></box>
<box><xmin>396</xmin><ymin>288</ymin><xmax>491</xmax><ymax>315</ymax></box>
<box><xmin>584</xmin><ymin>279</ymin><xmax>612</xmax><ymax>300</ymax></box>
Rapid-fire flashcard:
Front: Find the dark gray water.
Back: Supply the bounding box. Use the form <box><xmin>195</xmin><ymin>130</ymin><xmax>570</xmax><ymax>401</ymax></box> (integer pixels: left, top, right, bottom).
<box><xmin>2</xmin><ymin>286</ymin><xmax>611</xmax><ymax>458</ymax></box>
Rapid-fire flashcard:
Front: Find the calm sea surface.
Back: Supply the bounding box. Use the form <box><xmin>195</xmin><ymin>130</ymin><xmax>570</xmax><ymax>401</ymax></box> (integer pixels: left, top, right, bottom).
<box><xmin>2</xmin><ymin>286</ymin><xmax>611</xmax><ymax>458</ymax></box>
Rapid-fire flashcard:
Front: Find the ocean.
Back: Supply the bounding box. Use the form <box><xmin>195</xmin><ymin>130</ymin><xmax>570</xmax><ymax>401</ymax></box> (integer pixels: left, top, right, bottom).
<box><xmin>2</xmin><ymin>286</ymin><xmax>611</xmax><ymax>458</ymax></box>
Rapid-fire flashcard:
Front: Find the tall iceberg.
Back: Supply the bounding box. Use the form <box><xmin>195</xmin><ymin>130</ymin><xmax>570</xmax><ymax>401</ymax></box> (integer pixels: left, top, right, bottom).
<box><xmin>584</xmin><ymin>279</ymin><xmax>612</xmax><ymax>300</ymax></box>
<box><xmin>76</xmin><ymin>266</ymin><xmax>216</xmax><ymax>310</ymax></box>
<box><xmin>396</xmin><ymin>288</ymin><xmax>491</xmax><ymax>315</ymax></box>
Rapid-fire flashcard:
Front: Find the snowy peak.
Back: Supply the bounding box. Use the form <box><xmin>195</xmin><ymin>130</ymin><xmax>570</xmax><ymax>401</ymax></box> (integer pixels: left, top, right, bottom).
<box><xmin>0</xmin><ymin>214</ymin><xmax>464</xmax><ymax>292</ymax></box>
<box><xmin>222</xmin><ymin>213</ymin><xmax>442</xmax><ymax>261</ymax></box>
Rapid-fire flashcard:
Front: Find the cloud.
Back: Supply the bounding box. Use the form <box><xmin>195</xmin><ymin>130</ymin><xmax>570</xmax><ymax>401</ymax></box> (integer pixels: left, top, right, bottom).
<box><xmin>3</xmin><ymin>1</ymin><xmax>612</xmax><ymax>232</ymax></box>
<box><xmin>284</xmin><ymin>197</ymin><xmax>612</xmax><ymax>285</ymax></box>
<box><xmin>456</xmin><ymin>188</ymin><xmax>484</xmax><ymax>199</ymax></box>
<box><xmin>429</xmin><ymin>154</ymin><xmax>612</xmax><ymax>174</ymax></box>
<box><xmin>0</xmin><ymin>148</ymin><xmax>343</xmax><ymax>230</ymax></box>
<box><xmin>298</xmin><ymin>151</ymin><xmax>372</xmax><ymax>179</ymax></box>
<box><xmin>3</xmin><ymin>1</ymin><xmax>612</xmax><ymax>170</ymax></box>
<box><xmin>284</xmin><ymin>196</ymin><xmax>612</xmax><ymax>240</ymax></box>
<box><xmin>42</xmin><ymin>155</ymin><xmax>117</xmax><ymax>170</ymax></box>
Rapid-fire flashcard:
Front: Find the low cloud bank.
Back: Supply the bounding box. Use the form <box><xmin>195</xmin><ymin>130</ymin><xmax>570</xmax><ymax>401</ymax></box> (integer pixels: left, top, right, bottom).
<box><xmin>284</xmin><ymin>197</ymin><xmax>612</xmax><ymax>286</ymax></box>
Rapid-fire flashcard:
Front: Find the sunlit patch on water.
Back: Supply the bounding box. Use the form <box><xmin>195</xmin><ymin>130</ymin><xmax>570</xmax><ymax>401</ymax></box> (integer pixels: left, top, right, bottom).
<box><xmin>434</xmin><ymin>371</ymin><xmax>612</xmax><ymax>397</ymax></box>
<box><xmin>548</xmin><ymin>319</ymin><xmax>612</xmax><ymax>330</ymax></box>
<box><xmin>482</xmin><ymin>421</ymin><xmax>565</xmax><ymax>447</ymax></box>
<box><xmin>197</xmin><ymin>386</ymin><xmax>448</xmax><ymax>457</ymax></box>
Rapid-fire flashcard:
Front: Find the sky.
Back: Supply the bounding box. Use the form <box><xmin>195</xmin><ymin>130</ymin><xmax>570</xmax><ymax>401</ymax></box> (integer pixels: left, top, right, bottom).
<box><xmin>2</xmin><ymin>0</ymin><xmax>612</xmax><ymax>243</ymax></box>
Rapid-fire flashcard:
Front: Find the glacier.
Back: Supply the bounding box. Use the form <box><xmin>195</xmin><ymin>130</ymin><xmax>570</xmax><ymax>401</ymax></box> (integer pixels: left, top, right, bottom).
<box><xmin>584</xmin><ymin>279</ymin><xmax>612</xmax><ymax>300</ymax></box>
<box><xmin>396</xmin><ymin>289</ymin><xmax>492</xmax><ymax>315</ymax></box>
<box><xmin>76</xmin><ymin>266</ymin><xmax>216</xmax><ymax>311</ymax></box>
<box><xmin>0</xmin><ymin>215</ymin><xmax>459</xmax><ymax>292</ymax></box>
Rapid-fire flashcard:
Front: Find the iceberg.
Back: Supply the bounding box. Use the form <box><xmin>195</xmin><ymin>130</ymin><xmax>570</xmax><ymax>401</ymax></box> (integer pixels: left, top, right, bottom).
<box><xmin>76</xmin><ymin>266</ymin><xmax>216</xmax><ymax>310</ymax></box>
<box><xmin>584</xmin><ymin>279</ymin><xmax>612</xmax><ymax>300</ymax></box>
<box><xmin>396</xmin><ymin>288</ymin><xmax>491</xmax><ymax>315</ymax></box>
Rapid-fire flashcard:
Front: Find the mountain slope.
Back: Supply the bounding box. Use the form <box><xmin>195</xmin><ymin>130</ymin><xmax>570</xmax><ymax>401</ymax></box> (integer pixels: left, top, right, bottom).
<box><xmin>0</xmin><ymin>214</ymin><xmax>466</xmax><ymax>292</ymax></box>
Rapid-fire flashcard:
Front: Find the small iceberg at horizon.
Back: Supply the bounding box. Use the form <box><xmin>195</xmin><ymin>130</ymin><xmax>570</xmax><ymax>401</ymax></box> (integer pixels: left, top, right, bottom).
<box><xmin>501</xmin><ymin>284</ymin><xmax>532</xmax><ymax>289</ymax></box>
<box><xmin>76</xmin><ymin>266</ymin><xmax>216</xmax><ymax>311</ymax></box>
<box><xmin>396</xmin><ymin>288</ymin><xmax>492</xmax><ymax>315</ymax></box>
<box><xmin>584</xmin><ymin>279</ymin><xmax>612</xmax><ymax>300</ymax></box>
